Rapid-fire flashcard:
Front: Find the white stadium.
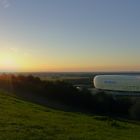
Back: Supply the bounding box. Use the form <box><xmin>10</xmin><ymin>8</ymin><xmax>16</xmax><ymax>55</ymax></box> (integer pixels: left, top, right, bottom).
<box><xmin>93</xmin><ymin>75</ymin><xmax>140</xmax><ymax>96</ymax></box>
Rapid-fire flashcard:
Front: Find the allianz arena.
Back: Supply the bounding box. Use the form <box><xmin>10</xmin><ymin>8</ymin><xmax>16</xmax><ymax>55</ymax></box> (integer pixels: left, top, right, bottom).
<box><xmin>94</xmin><ymin>75</ymin><xmax>140</xmax><ymax>95</ymax></box>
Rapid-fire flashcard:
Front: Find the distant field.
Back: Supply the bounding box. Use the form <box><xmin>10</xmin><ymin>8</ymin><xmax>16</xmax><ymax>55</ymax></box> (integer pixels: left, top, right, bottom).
<box><xmin>40</xmin><ymin>76</ymin><xmax>89</xmax><ymax>82</ymax></box>
<box><xmin>0</xmin><ymin>91</ymin><xmax>140</xmax><ymax>140</ymax></box>
<box><xmin>39</xmin><ymin>76</ymin><xmax>93</xmax><ymax>87</ymax></box>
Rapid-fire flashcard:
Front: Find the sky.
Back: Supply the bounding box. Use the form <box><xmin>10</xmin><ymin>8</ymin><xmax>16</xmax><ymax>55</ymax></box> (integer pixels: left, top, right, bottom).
<box><xmin>0</xmin><ymin>0</ymin><xmax>140</xmax><ymax>72</ymax></box>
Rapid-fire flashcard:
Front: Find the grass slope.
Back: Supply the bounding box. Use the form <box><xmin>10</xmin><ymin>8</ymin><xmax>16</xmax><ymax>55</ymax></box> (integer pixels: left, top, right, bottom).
<box><xmin>0</xmin><ymin>91</ymin><xmax>140</xmax><ymax>140</ymax></box>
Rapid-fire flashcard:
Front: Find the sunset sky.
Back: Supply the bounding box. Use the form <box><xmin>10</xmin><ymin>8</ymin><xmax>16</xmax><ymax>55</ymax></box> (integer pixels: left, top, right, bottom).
<box><xmin>0</xmin><ymin>0</ymin><xmax>140</xmax><ymax>72</ymax></box>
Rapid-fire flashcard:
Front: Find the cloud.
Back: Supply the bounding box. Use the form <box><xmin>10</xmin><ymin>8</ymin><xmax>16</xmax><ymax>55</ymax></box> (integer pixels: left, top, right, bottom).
<box><xmin>9</xmin><ymin>47</ymin><xmax>18</xmax><ymax>53</ymax></box>
<box><xmin>0</xmin><ymin>0</ymin><xmax>10</xmax><ymax>8</ymax></box>
<box><xmin>9</xmin><ymin>47</ymin><xmax>31</xmax><ymax>57</ymax></box>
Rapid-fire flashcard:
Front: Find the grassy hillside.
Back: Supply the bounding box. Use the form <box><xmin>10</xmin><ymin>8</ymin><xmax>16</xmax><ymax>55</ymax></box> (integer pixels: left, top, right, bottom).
<box><xmin>0</xmin><ymin>91</ymin><xmax>140</xmax><ymax>140</ymax></box>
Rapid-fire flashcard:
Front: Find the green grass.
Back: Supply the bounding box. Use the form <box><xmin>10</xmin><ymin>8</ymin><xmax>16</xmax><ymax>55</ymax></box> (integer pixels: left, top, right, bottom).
<box><xmin>0</xmin><ymin>91</ymin><xmax>140</xmax><ymax>140</ymax></box>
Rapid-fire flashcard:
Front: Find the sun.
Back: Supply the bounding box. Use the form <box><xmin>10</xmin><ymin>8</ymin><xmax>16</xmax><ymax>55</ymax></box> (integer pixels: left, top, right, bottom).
<box><xmin>0</xmin><ymin>55</ymin><xmax>19</xmax><ymax>71</ymax></box>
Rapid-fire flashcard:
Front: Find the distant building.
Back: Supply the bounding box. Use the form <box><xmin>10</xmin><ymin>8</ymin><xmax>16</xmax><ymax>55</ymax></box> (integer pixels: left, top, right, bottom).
<box><xmin>94</xmin><ymin>75</ymin><xmax>140</xmax><ymax>96</ymax></box>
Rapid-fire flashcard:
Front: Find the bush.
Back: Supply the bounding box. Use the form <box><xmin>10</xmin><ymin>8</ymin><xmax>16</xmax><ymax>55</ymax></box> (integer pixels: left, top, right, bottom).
<box><xmin>129</xmin><ymin>101</ymin><xmax>140</xmax><ymax>120</ymax></box>
<box><xmin>91</xmin><ymin>92</ymin><xmax>114</xmax><ymax>114</ymax></box>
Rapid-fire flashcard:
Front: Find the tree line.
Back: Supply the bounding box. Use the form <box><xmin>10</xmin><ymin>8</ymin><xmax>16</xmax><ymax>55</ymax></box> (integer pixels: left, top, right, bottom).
<box><xmin>0</xmin><ymin>74</ymin><xmax>140</xmax><ymax>120</ymax></box>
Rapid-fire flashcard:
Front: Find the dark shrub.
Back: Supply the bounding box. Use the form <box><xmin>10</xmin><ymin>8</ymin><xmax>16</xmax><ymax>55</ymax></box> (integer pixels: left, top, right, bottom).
<box><xmin>129</xmin><ymin>101</ymin><xmax>140</xmax><ymax>120</ymax></box>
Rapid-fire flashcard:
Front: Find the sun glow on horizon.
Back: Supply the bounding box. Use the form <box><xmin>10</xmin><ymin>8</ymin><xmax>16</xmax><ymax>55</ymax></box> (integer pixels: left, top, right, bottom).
<box><xmin>0</xmin><ymin>50</ymin><xmax>47</xmax><ymax>72</ymax></box>
<box><xmin>0</xmin><ymin>54</ymin><xmax>19</xmax><ymax>71</ymax></box>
